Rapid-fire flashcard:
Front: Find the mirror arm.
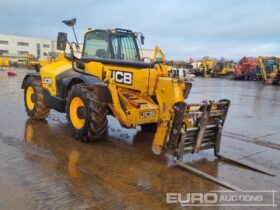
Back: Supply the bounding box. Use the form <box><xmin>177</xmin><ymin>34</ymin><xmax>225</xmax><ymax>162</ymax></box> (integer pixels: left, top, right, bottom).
<box><xmin>64</xmin><ymin>40</ymin><xmax>76</xmax><ymax>70</ymax></box>
<box><xmin>71</xmin><ymin>26</ymin><xmax>80</xmax><ymax>51</ymax></box>
<box><xmin>68</xmin><ymin>43</ymin><xmax>85</xmax><ymax>74</ymax></box>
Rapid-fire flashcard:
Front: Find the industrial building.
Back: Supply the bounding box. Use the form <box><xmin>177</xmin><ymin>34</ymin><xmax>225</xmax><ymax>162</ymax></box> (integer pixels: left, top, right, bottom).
<box><xmin>0</xmin><ymin>33</ymin><xmax>55</xmax><ymax>61</ymax></box>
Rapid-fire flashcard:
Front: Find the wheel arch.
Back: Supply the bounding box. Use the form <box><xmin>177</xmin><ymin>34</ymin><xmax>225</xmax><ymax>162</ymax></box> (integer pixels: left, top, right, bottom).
<box><xmin>63</xmin><ymin>74</ymin><xmax>112</xmax><ymax>103</ymax></box>
<box><xmin>64</xmin><ymin>77</ymin><xmax>85</xmax><ymax>97</ymax></box>
<box><xmin>21</xmin><ymin>72</ymin><xmax>40</xmax><ymax>89</ymax></box>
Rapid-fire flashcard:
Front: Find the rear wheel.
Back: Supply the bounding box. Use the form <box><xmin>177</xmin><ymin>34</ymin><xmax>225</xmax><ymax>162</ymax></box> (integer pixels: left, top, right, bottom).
<box><xmin>272</xmin><ymin>79</ymin><xmax>280</xmax><ymax>85</ymax></box>
<box><xmin>24</xmin><ymin>77</ymin><xmax>50</xmax><ymax>119</ymax></box>
<box><xmin>66</xmin><ymin>84</ymin><xmax>108</xmax><ymax>142</ymax></box>
<box><xmin>35</xmin><ymin>64</ymin><xmax>41</xmax><ymax>72</ymax></box>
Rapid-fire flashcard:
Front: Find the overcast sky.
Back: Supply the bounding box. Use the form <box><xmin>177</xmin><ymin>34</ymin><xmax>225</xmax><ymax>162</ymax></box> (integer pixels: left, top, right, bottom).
<box><xmin>1</xmin><ymin>0</ymin><xmax>280</xmax><ymax>61</ymax></box>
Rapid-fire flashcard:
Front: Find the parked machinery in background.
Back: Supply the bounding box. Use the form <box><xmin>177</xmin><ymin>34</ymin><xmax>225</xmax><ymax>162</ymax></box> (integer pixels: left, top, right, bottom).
<box><xmin>234</xmin><ymin>57</ymin><xmax>259</xmax><ymax>80</ymax></box>
<box><xmin>199</xmin><ymin>58</ymin><xmax>217</xmax><ymax>77</ymax></box>
<box><xmin>258</xmin><ymin>56</ymin><xmax>280</xmax><ymax>85</ymax></box>
<box><xmin>0</xmin><ymin>57</ymin><xmax>11</xmax><ymax>69</ymax></box>
<box><xmin>189</xmin><ymin>60</ymin><xmax>201</xmax><ymax>76</ymax></box>
<box><xmin>15</xmin><ymin>53</ymin><xmax>59</xmax><ymax>70</ymax></box>
<box><xmin>15</xmin><ymin>54</ymin><xmax>38</xmax><ymax>69</ymax></box>
<box><xmin>28</xmin><ymin>52</ymin><xmax>59</xmax><ymax>71</ymax></box>
<box><xmin>215</xmin><ymin>61</ymin><xmax>236</xmax><ymax>77</ymax></box>
<box><xmin>168</xmin><ymin>60</ymin><xmax>195</xmax><ymax>80</ymax></box>
<box><xmin>168</xmin><ymin>67</ymin><xmax>196</xmax><ymax>81</ymax></box>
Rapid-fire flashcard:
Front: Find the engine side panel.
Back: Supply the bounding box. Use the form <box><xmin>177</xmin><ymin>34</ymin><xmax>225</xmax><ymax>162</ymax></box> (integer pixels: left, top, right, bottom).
<box><xmin>40</xmin><ymin>60</ymin><xmax>72</xmax><ymax>96</ymax></box>
<box><xmin>40</xmin><ymin>59</ymin><xmax>104</xmax><ymax>112</ymax></box>
<box><xmin>84</xmin><ymin>61</ymin><xmax>152</xmax><ymax>95</ymax></box>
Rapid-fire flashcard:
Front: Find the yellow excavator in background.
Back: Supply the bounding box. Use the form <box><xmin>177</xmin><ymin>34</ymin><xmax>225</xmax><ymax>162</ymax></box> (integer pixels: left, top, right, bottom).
<box><xmin>215</xmin><ymin>61</ymin><xmax>236</xmax><ymax>77</ymax></box>
<box><xmin>199</xmin><ymin>59</ymin><xmax>217</xmax><ymax>77</ymax></box>
<box><xmin>258</xmin><ymin>56</ymin><xmax>280</xmax><ymax>85</ymax></box>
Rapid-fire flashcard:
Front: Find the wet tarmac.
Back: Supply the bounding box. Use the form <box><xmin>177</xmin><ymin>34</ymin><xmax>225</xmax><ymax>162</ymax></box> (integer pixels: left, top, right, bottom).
<box><xmin>0</xmin><ymin>69</ymin><xmax>279</xmax><ymax>209</ymax></box>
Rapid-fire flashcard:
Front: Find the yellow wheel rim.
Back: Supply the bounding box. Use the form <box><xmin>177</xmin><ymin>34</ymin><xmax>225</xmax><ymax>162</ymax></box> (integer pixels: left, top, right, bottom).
<box><xmin>70</xmin><ymin>97</ymin><xmax>86</xmax><ymax>129</ymax></box>
<box><xmin>26</xmin><ymin>86</ymin><xmax>35</xmax><ymax>110</ymax></box>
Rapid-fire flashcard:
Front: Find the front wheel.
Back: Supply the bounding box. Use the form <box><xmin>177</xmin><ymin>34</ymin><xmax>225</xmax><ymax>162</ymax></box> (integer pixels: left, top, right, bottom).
<box><xmin>66</xmin><ymin>84</ymin><xmax>108</xmax><ymax>142</ymax></box>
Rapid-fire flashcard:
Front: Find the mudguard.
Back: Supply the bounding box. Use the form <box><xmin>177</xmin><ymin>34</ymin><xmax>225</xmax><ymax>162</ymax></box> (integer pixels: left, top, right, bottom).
<box><xmin>21</xmin><ymin>72</ymin><xmax>40</xmax><ymax>88</ymax></box>
<box><xmin>61</xmin><ymin>72</ymin><xmax>112</xmax><ymax>103</ymax></box>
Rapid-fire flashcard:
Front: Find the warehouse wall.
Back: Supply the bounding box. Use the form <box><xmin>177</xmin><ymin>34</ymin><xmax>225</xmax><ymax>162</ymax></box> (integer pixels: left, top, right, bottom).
<box><xmin>0</xmin><ymin>34</ymin><xmax>53</xmax><ymax>59</ymax></box>
<box><xmin>0</xmin><ymin>34</ymin><xmax>83</xmax><ymax>61</ymax></box>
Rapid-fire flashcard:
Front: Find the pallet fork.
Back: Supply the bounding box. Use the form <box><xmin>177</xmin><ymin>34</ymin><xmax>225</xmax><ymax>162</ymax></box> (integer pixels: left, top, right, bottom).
<box><xmin>167</xmin><ymin>100</ymin><xmax>276</xmax><ymax>191</ymax></box>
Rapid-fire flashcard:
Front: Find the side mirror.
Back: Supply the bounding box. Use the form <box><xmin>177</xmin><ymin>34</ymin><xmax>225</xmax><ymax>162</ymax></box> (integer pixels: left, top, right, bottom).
<box><xmin>62</xmin><ymin>18</ymin><xmax>76</xmax><ymax>27</ymax></box>
<box><xmin>140</xmin><ymin>34</ymin><xmax>145</xmax><ymax>45</ymax></box>
<box><xmin>57</xmin><ymin>32</ymin><xmax>67</xmax><ymax>51</ymax></box>
<box><xmin>76</xmin><ymin>60</ymin><xmax>85</xmax><ymax>70</ymax></box>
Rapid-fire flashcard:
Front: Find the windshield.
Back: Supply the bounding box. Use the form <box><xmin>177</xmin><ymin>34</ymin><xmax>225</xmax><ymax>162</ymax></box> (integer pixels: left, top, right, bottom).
<box><xmin>83</xmin><ymin>31</ymin><xmax>111</xmax><ymax>59</ymax></box>
<box><xmin>111</xmin><ymin>33</ymin><xmax>140</xmax><ymax>61</ymax></box>
<box><xmin>83</xmin><ymin>31</ymin><xmax>140</xmax><ymax>62</ymax></box>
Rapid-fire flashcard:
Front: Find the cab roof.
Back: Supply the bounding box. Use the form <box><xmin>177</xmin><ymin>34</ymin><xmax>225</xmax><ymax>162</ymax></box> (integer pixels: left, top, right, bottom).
<box><xmin>84</xmin><ymin>28</ymin><xmax>134</xmax><ymax>36</ymax></box>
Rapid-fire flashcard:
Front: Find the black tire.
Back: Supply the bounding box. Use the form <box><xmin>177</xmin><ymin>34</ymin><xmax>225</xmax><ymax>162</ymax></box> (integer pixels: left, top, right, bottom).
<box><xmin>272</xmin><ymin>79</ymin><xmax>280</xmax><ymax>85</ymax></box>
<box><xmin>35</xmin><ymin>64</ymin><xmax>41</xmax><ymax>72</ymax></box>
<box><xmin>24</xmin><ymin>77</ymin><xmax>50</xmax><ymax>119</ymax></box>
<box><xmin>141</xmin><ymin>123</ymin><xmax>157</xmax><ymax>132</ymax></box>
<box><xmin>66</xmin><ymin>83</ymin><xmax>108</xmax><ymax>142</ymax></box>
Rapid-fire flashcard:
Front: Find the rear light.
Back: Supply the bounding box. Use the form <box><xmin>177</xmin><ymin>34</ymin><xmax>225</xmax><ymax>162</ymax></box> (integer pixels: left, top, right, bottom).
<box><xmin>128</xmin><ymin>99</ymin><xmax>140</xmax><ymax>108</ymax></box>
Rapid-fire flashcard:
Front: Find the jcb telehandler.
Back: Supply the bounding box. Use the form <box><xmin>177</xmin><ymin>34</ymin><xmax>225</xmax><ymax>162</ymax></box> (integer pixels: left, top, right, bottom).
<box><xmin>22</xmin><ymin>19</ymin><xmax>274</xmax><ymax>190</ymax></box>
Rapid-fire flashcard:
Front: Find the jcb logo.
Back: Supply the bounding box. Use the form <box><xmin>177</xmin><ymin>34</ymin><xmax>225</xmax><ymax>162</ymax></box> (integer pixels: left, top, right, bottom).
<box><xmin>140</xmin><ymin>110</ymin><xmax>156</xmax><ymax>118</ymax></box>
<box><xmin>42</xmin><ymin>77</ymin><xmax>52</xmax><ymax>86</ymax></box>
<box><xmin>111</xmin><ymin>70</ymin><xmax>133</xmax><ymax>85</ymax></box>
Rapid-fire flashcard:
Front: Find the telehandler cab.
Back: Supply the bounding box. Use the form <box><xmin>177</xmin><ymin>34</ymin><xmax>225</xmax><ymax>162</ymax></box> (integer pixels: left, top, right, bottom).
<box><xmin>22</xmin><ymin>19</ymin><xmax>274</xmax><ymax>190</ymax></box>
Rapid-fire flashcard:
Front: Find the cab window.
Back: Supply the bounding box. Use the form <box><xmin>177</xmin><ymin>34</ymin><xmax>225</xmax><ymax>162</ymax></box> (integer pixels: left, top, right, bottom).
<box><xmin>111</xmin><ymin>33</ymin><xmax>140</xmax><ymax>61</ymax></box>
<box><xmin>83</xmin><ymin>31</ymin><xmax>111</xmax><ymax>59</ymax></box>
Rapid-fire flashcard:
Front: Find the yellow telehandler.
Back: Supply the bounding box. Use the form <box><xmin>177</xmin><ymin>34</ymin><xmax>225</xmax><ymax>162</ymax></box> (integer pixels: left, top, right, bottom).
<box><xmin>22</xmin><ymin>18</ymin><xmax>274</xmax><ymax>190</ymax></box>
